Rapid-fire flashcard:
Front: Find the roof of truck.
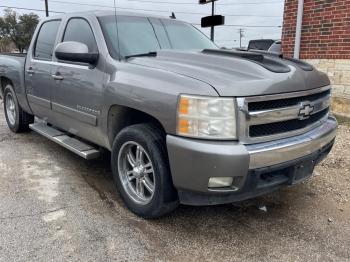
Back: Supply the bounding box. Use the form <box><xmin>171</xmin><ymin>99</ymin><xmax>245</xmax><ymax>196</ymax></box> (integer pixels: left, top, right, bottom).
<box><xmin>42</xmin><ymin>10</ymin><xmax>172</xmax><ymax>21</ymax></box>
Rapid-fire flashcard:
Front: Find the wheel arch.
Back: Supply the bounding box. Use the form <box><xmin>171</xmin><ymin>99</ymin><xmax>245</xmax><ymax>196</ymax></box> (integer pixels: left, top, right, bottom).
<box><xmin>107</xmin><ymin>104</ymin><xmax>167</xmax><ymax>148</ymax></box>
<box><xmin>0</xmin><ymin>77</ymin><xmax>14</xmax><ymax>99</ymax></box>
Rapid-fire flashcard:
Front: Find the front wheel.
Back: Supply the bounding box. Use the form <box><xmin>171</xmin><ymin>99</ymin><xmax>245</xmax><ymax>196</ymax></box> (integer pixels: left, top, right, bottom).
<box><xmin>3</xmin><ymin>84</ymin><xmax>34</xmax><ymax>133</ymax></box>
<box><xmin>111</xmin><ymin>124</ymin><xmax>179</xmax><ymax>218</ymax></box>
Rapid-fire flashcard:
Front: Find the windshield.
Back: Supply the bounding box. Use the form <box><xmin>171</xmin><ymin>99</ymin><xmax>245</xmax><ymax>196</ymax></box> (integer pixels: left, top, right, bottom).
<box><xmin>98</xmin><ymin>15</ymin><xmax>217</xmax><ymax>59</ymax></box>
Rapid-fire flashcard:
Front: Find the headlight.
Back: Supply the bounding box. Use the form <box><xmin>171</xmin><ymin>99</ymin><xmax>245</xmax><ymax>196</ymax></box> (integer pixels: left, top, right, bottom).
<box><xmin>176</xmin><ymin>94</ymin><xmax>237</xmax><ymax>139</ymax></box>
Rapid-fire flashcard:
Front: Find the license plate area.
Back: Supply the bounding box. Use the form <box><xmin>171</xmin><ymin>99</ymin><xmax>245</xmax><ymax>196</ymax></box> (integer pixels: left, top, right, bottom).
<box><xmin>289</xmin><ymin>158</ymin><xmax>316</xmax><ymax>185</ymax></box>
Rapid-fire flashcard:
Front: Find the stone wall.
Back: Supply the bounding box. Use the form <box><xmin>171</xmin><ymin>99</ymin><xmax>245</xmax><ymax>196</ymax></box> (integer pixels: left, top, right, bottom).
<box><xmin>306</xmin><ymin>59</ymin><xmax>350</xmax><ymax>118</ymax></box>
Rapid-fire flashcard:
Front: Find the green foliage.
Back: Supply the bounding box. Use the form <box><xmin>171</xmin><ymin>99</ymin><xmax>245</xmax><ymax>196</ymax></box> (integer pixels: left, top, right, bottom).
<box><xmin>0</xmin><ymin>9</ymin><xmax>39</xmax><ymax>53</ymax></box>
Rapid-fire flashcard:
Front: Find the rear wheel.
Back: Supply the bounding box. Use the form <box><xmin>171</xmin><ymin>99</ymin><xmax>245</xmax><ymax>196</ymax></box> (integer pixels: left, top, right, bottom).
<box><xmin>111</xmin><ymin>124</ymin><xmax>179</xmax><ymax>218</ymax></box>
<box><xmin>3</xmin><ymin>84</ymin><xmax>34</xmax><ymax>133</ymax></box>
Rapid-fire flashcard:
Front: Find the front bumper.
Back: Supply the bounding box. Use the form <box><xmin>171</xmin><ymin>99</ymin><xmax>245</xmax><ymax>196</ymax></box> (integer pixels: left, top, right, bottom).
<box><xmin>166</xmin><ymin>116</ymin><xmax>337</xmax><ymax>205</ymax></box>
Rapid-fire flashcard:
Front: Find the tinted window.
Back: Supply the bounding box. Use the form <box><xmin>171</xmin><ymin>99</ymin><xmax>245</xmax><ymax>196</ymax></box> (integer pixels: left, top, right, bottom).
<box><xmin>248</xmin><ymin>40</ymin><xmax>275</xmax><ymax>51</ymax></box>
<box><xmin>149</xmin><ymin>18</ymin><xmax>171</xmax><ymax>49</ymax></box>
<box><xmin>161</xmin><ymin>20</ymin><xmax>216</xmax><ymax>50</ymax></box>
<box><xmin>99</xmin><ymin>17</ymin><xmax>119</xmax><ymax>59</ymax></box>
<box><xmin>98</xmin><ymin>15</ymin><xmax>217</xmax><ymax>59</ymax></box>
<box><xmin>117</xmin><ymin>16</ymin><xmax>160</xmax><ymax>57</ymax></box>
<box><xmin>34</xmin><ymin>20</ymin><xmax>61</xmax><ymax>60</ymax></box>
<box><xmin>63</xmin><ymin>18</ymin><xmax>97</xmax><ymax>52</ymax></box>
<box><xmin>268</xmin><ymin>42</ymin><xmax>281</xmax><ymax>53</ymax></box>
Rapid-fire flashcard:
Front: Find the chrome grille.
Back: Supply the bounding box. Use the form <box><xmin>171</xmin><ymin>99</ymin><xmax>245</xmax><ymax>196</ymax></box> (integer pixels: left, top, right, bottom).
<box><xmin>248</xmin><ymin>89</ymin><xmax>330</xmax><ymax>111</ymax></box>
<box><xmin>237</xmin><ymin>86</ymin><xmax>331</xmax><ymax>144</ymax></box>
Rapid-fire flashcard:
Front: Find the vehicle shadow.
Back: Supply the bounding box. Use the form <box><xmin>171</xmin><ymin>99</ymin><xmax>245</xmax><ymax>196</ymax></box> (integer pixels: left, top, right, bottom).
<box><xmin>79</xmin><ymin>149</ymin><xmax>316</xmax><ymax>225</ymax></box>
<box><xmin>28</xmin><ymin>130</ymin><xmax>328</xmax><ymax>231</ymax></box>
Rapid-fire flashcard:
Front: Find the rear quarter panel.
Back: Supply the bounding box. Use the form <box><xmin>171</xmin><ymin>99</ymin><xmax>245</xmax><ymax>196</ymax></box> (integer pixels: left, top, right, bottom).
<box><xmin>0</xmin><ymin>54</ymin><xmax>33</xmax><ymax>114</ymax></box>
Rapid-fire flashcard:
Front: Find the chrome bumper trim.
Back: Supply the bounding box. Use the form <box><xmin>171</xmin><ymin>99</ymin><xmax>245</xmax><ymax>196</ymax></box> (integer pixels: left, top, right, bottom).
<box><xmin>247</xmin><ymin>116</ymin><xmax>337</xmax><ymax>169</ymax></box>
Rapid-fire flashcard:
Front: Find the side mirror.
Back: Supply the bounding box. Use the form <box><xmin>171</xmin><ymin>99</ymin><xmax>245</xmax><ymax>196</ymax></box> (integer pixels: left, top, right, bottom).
<box><xmin>54</xmin><ymin>41</ymin><xmax>98</xmax><ymax>65</ymax></box>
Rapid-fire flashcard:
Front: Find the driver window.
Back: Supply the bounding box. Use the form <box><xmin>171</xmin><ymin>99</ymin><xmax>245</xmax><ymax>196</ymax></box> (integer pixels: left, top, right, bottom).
<box><xmin>63</xmin><ymin>18</ymin><xmax>98</xmax><ymax>53</ymax></box>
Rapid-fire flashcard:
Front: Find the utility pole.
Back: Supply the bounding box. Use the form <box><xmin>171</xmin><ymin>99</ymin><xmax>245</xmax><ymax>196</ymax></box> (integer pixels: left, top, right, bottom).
<box><xmin>210</xmin><ymin>1</ymin><xmax>215</xmax><ymax>41</ymax></box>
<box><xmin>45</xmin><ymin>0</ymin><xmax>49</xmax><ymax>17</ymax></box>
<box><xmin>238</xmin><ymin>28</ymin><xmax>244</xmax><ymax>48</ymax></box>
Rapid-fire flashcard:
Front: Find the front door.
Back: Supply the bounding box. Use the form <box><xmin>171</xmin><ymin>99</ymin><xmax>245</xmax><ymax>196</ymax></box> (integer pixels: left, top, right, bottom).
<box><xmin>50</xmin><ymin>17</ymin><xmax>104</xmax><ymax>144</ymax></box>
<box><xmin>25</xmin><ymin>19</ymin><xmax>61</xmax><ymax>120</ymax></box>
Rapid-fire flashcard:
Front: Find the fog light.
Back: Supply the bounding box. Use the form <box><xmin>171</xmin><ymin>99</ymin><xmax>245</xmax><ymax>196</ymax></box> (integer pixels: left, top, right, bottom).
<box><xmin>208</xmin><ymin>177</ymin><xmax>233</xmax><ymax>188</ymax></box>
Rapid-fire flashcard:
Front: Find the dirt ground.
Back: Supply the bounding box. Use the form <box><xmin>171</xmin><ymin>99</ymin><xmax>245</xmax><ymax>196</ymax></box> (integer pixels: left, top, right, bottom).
<box><xmin>0</xmin><ymin>107</ymin><xmax>349</xmax><ymax>262</ymax></box>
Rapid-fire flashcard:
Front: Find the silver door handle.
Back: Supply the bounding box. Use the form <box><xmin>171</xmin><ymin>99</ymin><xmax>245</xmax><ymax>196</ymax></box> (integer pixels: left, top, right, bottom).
<box><xmin>51</xmin><ymin>74</ymin><xmax>64</xmax><ymax>80</ymax></box>
<box><xmin>26</xmin><ymin>69</ymin><xmax>35</xmax><ymax>75</ymax></box>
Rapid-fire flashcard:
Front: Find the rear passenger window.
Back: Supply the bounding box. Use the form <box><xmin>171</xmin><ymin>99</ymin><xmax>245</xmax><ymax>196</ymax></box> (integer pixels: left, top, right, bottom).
<box><xmin>63</xmin><ymin>18</ymin><xmax>98</xmax><ymax>52</ymax></box>
<box><xmin>34</xmin><ymin>20</ymin><xmax>61</xmax><ymax>60</ymax></box>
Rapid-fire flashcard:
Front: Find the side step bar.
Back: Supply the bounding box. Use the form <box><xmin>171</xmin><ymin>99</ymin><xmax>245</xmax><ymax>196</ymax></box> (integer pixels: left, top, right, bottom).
<box><xmin>29</xmin><ymin>123</ymin><xmax>100</xmax><ymax>160</ymax></box>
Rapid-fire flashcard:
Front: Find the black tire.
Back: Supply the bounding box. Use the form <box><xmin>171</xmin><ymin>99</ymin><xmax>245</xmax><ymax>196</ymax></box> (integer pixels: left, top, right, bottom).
<box><xmin>3</xmin><ymin>84</ymin><xmax>34</xmax><ymax>133</ymax></box>
<box><xmin>111</xmin><ymin>123</ymin><xmax>179</xmax><ymax>218</ymax></box>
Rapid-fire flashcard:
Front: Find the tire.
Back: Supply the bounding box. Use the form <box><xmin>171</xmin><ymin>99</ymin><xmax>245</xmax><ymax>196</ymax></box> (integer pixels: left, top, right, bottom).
<box><xmin>3</xmin><ymin>84</ymin><xmax>34</xmax><ymax>133</ymax></box>
<box><xmin>111</xmin><ymin>123</ymin><xmax>179</xmax><ymax>218</ymax></box>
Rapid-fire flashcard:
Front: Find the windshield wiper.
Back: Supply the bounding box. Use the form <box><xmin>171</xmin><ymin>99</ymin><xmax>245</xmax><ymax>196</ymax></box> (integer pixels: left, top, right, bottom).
<box><xmin>124</xmin><ymin>52</ymin><xmax>157</xmax><ymax>59</ymax></box>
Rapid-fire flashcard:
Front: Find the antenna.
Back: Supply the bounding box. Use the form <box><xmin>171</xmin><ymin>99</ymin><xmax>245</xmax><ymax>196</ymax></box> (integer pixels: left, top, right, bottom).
<box><xmin>170</xmin><ymin>12</ymin><xmax>176</xmax><ymax>19</ymax></box>
<box><xmin>44</xmin><ymin>0</ymin><xmax>49</xmax><ymax>17</ymax></box>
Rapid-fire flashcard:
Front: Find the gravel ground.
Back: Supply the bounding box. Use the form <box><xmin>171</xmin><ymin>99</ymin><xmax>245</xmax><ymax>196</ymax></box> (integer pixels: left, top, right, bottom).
<box><xmin>0</xmin><ymin>107</ymin><xmax>349</xmax><ymax>262</ymax></box>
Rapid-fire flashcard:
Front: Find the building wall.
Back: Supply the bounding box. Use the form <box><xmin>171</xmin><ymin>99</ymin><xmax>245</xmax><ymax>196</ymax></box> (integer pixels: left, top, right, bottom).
<box><xmin>282</xmin><ymin>0</ymin><xmax>350</xmax><ymax>118</ymax></box>
<box><xmin>306</xmin><ymin>59</ymin><xmax>350</xmax><ymax>118</ymax></box>
<box><xmin>282</xmin><ymin>0</ymin><xmax>350</xmax><ymax>59</ymax></box>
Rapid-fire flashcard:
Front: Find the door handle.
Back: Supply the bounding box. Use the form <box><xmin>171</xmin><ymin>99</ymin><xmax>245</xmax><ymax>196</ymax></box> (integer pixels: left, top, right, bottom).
<box><xmin>51</xmin><ymin>74</ymin><xmax>64</xmax><ymax>81</ymax></box>
<box><xmin>26</xmin><ymin>68</ymin><xmax>35</xmax><ymax>75</ymax></box>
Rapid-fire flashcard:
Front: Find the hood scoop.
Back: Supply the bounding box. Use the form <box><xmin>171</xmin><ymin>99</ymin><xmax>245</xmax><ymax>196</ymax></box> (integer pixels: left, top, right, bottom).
<box><xmin>202</xmin><ymin>49</ymin><xmax>291</xmax><ymax>74</ymax></box>
<box><xmin>284</xmin><ymin>57</ymin><xmax>314</xmax><ymax>71</ymax></box>
<box><xmin>248</xmin><ymin>49</ymin><xmax>314</xmax><ymax>71</ymax></box>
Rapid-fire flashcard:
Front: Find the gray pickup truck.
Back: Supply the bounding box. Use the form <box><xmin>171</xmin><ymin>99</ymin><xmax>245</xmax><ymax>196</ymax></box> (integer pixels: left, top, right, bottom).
<box><xmin>0</xmin><ymin>11</ymin><xmax>337</xmax><ymax>218</ymax></box>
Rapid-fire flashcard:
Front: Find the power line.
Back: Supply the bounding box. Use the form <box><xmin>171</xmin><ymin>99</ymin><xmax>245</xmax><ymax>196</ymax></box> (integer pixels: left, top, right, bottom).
<box><xmin>218</xmin><ymin>1</ymin><xmax>283</xmax><ymax>5</ymax></box>
<box><xmin>0</xmin><ymin>5</ymin><xmax>282</xmax><ymax>28</ymax></box>
<box><xmin>125</xmin><ymin>0</ymin><xmax>283</xmax><ymax>5</ymax></box>
<box><xmin>193</xmin><ymin>23</ymin><xmax>281</xmax><ymax>28</ymax></box>
<box><xmin>40</xmin><ymin>0</ymin><xmax>114</xmax><ymax>9</ymax></box>
<box><xmin>0</xmin><ymin>5</ymin><xmax>64</xmax><ymax>14</ymax></box>
<box><xmin>227</xmin><ymin>25</ymin><xmax>281</xmax><ymax>28</ymax></box>
<box><xmin>44</xmin><ymin>0</ymin><xmax>282</xmax><ymax>17</ymax></box>
<box><xmin>0</xmin><ymin>3</ymin><xmax>282</xmax><ymax>29</ymax></box>
<box><xmin>215</xmin><ymin>39</ymin><xmax>238</xmax><ymax>42</ymax></box>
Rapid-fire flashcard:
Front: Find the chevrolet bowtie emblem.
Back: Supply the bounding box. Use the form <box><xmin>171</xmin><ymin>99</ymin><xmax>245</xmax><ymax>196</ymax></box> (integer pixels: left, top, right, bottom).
<box><xmin>299</xmin><ymin>102</ymin><xmax>314</xmax><ymax>120</ymax></box>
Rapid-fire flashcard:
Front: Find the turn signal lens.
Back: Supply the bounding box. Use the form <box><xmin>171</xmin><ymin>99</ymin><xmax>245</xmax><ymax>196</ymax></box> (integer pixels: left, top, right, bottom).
<box><xmin>176</xmin><ymin>95</ymin><xmax>237</xmax><ymax>139</ymax></box>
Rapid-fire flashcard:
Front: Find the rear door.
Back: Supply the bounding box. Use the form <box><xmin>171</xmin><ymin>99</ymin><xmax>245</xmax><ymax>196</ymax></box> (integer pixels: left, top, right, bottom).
<box><xmin>25</xmin><ymin>19</ymin><xmax>61</xmax><ymax>119</ymax></box>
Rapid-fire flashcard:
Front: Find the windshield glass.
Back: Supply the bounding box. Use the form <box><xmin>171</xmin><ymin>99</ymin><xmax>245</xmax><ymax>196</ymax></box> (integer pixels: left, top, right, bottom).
<box><xmin>98</xmin><ymin>15</ymin><xmax>217</xmax><ymax>59</ymax></box>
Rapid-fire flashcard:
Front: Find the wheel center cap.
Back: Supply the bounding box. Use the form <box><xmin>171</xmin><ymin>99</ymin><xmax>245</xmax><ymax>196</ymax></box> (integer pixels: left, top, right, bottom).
<box><xmin>133</xmin><ymin>165</ymin><xmax>144</xmax><ymax>177</ymax></box>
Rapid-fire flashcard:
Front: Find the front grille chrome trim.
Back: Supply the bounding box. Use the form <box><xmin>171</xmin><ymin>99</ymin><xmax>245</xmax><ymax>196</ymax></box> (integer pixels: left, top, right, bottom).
<box><xmin>248</xmin><ymin>94</ymin><xmax>331</xmax><ymax>125</ymax></box>
<box><xmin>237</xmin><ymin>85</ymin><xmax>332</xmax><ymax>144</ymax></box>
<box><xmin>243</xmin><ymin>85</ymin><xmax>331</xmax><ymax>103</ymax></box>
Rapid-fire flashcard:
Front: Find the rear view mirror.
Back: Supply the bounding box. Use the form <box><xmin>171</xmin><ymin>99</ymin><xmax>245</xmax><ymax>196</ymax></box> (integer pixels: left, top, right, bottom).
<box><xmin>54</xmin><ymin>41</ymin><xmax>98</xmax><ymax>65</ymax></box>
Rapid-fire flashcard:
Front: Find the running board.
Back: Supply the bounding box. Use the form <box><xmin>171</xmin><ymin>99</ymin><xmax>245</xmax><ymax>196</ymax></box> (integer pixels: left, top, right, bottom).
<box><xmin>29</xmin><ymin>123</ymin><xmax>100</xmax><ymax>160</ymax></box>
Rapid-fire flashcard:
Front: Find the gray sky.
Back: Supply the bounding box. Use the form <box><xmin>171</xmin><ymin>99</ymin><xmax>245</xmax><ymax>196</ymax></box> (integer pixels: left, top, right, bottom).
<box><xmin>0</xmin><ymin>0</ymin><xmax>284</xmax><ymax>47</ymax></box>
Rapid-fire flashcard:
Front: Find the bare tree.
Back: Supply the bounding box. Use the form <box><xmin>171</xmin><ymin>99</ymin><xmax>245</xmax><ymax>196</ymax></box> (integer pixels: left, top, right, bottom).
<box><xmin>0</xmin><ymin>9</ymin><xmax>39</xmax><ymax>53</ymax></box>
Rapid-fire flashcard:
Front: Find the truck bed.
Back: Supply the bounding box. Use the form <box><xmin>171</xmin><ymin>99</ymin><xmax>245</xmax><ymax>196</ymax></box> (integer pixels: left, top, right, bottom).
<box><xmin>0</xmin><ymin>53</ymin><xmax>27</xmax><ymax>99</ymax></box>
<box><xmin>0</xmin><ymin>52</ymin><xmax>27</xmax><ymax>57</ymax></box>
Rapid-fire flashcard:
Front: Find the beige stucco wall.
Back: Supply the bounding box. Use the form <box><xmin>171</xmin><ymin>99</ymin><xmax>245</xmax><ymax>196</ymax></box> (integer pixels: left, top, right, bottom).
<box><xmin>306</xmin><ymin>59</ymin><xmax>350</xmax><ymax>119</ymax></box>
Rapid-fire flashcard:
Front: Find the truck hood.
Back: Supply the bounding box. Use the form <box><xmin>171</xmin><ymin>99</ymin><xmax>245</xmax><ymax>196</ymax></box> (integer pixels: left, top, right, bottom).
<box><xmin>128</xmin><ymin>50</ymin><xmax>330</xmax><ymax>97</ymax></box>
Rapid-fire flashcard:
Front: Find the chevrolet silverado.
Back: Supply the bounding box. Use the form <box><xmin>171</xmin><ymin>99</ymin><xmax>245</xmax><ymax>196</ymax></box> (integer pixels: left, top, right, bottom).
<box><xmin>0</xmin><ymin>11</ymin><xmax>337</xmax><ymax>218</ymax></box>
